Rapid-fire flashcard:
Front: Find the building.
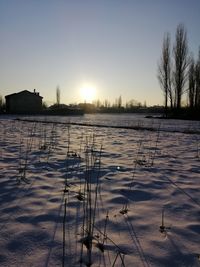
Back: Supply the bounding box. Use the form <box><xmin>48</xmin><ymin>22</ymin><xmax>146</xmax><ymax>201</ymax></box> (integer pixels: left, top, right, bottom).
<box><xmin>5</xmin><ymin>90</ymin><xmax>43</xmax><ymax>114</ymax></box>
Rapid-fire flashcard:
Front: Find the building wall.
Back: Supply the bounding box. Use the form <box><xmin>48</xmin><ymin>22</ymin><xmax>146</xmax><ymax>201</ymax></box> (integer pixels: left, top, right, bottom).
<box><xmin>6</xmin><ymin>92</ymin><xmax>42</xmax><ymax>114</ymax></box>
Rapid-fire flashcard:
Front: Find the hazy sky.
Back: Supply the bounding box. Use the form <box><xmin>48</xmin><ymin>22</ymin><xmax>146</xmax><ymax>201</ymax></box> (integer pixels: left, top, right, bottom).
<box><xmin>1</xmin><ymin>0</ymin><xmax>200</xmax><ymax>106</ymax></box>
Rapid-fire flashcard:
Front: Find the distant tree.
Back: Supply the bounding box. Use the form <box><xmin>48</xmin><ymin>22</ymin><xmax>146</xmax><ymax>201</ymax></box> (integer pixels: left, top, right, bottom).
<box><xmin>42</xmin><ymin>101</ymin><xmax>48</xmax><ymax>110</ymax></box>
<box><xmin>117</xmin><ymin>95</ymin><xmax>122</xmax><ymax>108</ymax></box>
<box><xmin>125</xmin><ymin>99</ymin><xmax>139</xmax><ymax>108</ymax></box>
<box><xmin>93</xmin><ymin>99</ymin><xmax>101</xmax><ymax>108</ymax></box>
<box><xmin>96</xmin><ymin>99</ymin><xmax>101</xmax><ymax>108</ymax></box>
<box><xmin>56</xmin><ymin>86</ymin><xmax>60</xmax><ymax>106</ymax></box>
<box><xmin>173</xmin><ymin>24</ymin><xmax>189</xmax><ymax>109</ymax></box>
<box><xmin>158</xmin><ymin>32</ymin><xmax>172</xmax><ymax>115</ymax></box>
<box><xmin>104</xmin><ymin>99</ymin><xmax>110</xmax><ymax>108</ymax></box>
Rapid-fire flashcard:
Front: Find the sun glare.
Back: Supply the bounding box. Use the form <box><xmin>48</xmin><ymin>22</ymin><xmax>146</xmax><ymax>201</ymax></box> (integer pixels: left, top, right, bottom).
<box><xmin>80</xmin><ymin>86</ymin><xmax>96</xmax><ymax>103</ymax></box>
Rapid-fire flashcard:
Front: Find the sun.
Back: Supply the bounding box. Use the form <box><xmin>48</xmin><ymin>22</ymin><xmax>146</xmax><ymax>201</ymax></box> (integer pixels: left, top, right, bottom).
<box><xmin>80</xmin><ymin>86</ymin><xmax>96</xmax><ymax>103</ymax></box>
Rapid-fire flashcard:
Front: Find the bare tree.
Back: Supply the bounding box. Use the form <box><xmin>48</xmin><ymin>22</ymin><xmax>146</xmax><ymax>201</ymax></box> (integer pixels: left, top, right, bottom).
<box><xmin>195</xmin><ymin>47</ymin><xmax>200</xmax><ymax>108</ymax></box>
<box><xmin>173</xmin><ymin>24</ymin><xmax>189</xmax><ymax>109</ymax></box>
<box><xmin>158</xmin><ymin>32</ymin><xmax>172</xmax><ymax>115</ymax></box>
<box><xmin>118</xmin><ymin>95</ymin><xmax>122</xmax><ymax>108</ymax></box>
<box><xmin>125</xmin><ymin>99</ymin><xmax>140</xmax><ymax>108</ymax></box>
<box><xmin>188</xmin><ymin>56</ymin><xmax>196</xmax><ymax>108</ymax></box>
<box><xmin>56</xmin><ymin>86</ymin><xmax>60</xmax><ymax>106</ymax></box>
<box><xmin>95</xmin><ymin>99</ymin><xmax>101</xmax><ymax>108</ymax></box>
<box><xmin>104</xmin><ymin>99</ymin><xmax>110</xmax><ymax>108</ymax></box>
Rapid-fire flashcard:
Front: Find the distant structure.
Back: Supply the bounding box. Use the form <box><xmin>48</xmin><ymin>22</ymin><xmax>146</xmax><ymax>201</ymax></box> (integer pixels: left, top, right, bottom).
<box><xmin>5</xmin><ymin>89</ymin><xmax>43</xmax><ymax>114</ymax></box>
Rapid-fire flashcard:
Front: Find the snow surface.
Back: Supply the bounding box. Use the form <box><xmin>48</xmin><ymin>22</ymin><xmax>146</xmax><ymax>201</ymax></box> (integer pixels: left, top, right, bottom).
<box><xmin>0</xmin><ymin>115</ymin><xmax>200</xmax><ymax>267</ymax></box>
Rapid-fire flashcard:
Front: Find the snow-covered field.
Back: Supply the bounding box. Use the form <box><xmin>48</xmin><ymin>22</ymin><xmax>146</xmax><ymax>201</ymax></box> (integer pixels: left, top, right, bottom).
<box><xmin>0</xmin><ymin>115</ymin><xmax>200</xmax><ymax>267</ymax></box>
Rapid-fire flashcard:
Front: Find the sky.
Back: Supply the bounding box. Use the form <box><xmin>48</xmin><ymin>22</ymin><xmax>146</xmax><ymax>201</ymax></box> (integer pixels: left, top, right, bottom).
<box><xmin>0</xmin><ymin>0</ymin><xmax>200</xmax><ymax>106</ymax></box>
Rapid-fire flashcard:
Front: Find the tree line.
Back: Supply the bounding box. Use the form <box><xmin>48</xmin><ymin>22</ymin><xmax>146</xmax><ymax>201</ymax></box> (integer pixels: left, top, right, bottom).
<box><xmin>158</xmin><ymin>24</ymin><xmax>200</xmax><ymax>118</ymax></box>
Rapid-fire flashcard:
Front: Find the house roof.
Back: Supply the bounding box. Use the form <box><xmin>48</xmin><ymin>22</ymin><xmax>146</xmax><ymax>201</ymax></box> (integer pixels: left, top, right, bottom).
<box><xmin>5</xmin><ymin>90</ymin><xmax>43</xmax><ymax>99</ymax></box>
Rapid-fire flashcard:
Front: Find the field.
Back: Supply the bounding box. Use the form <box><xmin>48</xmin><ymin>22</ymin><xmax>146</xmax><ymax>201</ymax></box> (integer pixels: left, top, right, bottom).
<box><xmin>0</xmin><ymin>115</ymin><xmax>200</xmax><ymax>267</ymax></box>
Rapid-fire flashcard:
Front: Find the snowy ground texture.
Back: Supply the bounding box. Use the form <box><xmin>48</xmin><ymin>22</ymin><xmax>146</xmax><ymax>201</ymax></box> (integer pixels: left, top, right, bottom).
<box><xmin>0</xmin><ymin>114</ymin><xmax>200</xmax><ymax>267</ymax></box>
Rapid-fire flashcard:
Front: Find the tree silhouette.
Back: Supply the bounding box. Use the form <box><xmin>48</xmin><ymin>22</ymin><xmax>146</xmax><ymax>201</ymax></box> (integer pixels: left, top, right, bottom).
<box><xmin>118</xmin><ymin>95</ymin><xmax>122</xmax><ymax>108</ymax></box>
<box><xmin>188</xmin><ymin>56</ymin><xmax>196</xmax><ymax>108</ymax></box>
<box><xmin>173</xmin><ymin>24</ymin><xmax>189</xmax><ymax>110</ymax></box>
<box><xmin>158</xmin><ymin>32</ymin><xmax>172</xmax><ymax>115</ymax></box>
<box><xmin>194</xmin><ymin>48</ymin><xmax>200</xmax><ymax>108</ymax></box>
<box><xmin>56</xmin><ymin>86</ymin><xmax>60</xmax><ymax>106</ymax></box>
